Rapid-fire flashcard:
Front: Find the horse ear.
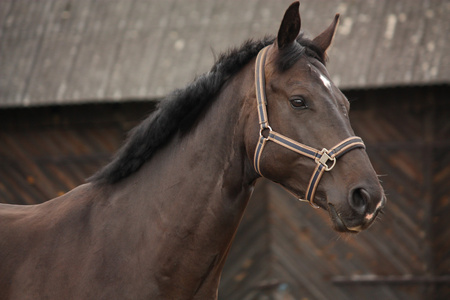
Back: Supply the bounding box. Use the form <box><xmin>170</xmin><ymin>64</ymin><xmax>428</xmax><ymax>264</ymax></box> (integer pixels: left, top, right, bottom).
<box><xmin>312</xmin><ymin>14</ymin><xmax>340</xmax><ymax>54</ymax></box>
<box><xmin>277</xmin><ymin>1</ymin><xmax>301</xmax><ymax>49</ymax></box>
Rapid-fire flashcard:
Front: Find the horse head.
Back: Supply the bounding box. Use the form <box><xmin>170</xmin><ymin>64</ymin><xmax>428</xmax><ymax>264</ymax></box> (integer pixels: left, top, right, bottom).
<box><xmin>245</xmin><ymin>2</ymin><xmax>385</xmax><ymax>233</ymax></box>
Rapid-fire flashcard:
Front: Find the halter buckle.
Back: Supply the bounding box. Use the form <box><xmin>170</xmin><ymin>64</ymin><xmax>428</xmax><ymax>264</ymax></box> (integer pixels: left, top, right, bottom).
<box><xmin>316</xmin><ymin>148</ymin><xmax>336</xmax><ymax>171</ymax></box>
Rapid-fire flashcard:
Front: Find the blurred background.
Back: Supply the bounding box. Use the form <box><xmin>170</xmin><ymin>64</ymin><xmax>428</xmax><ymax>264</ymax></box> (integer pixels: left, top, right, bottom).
<box><xmin>0</xmin><ymin>0</ymin><xmax>449</xmax><ymax>299</ymax></box>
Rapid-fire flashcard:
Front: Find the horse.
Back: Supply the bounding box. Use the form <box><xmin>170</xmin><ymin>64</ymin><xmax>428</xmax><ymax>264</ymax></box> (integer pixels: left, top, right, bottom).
<box><xmin>0</xmin><ymin>2</ymin><xmax>385</xmax><ymax>299</ymax></box>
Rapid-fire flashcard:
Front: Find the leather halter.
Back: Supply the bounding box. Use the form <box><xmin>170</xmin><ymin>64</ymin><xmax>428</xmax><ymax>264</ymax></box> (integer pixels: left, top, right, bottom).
<box><xmin>253</xmin><ymin>46</ymin><xmax>365</xmax><ymax>208</ymax></box>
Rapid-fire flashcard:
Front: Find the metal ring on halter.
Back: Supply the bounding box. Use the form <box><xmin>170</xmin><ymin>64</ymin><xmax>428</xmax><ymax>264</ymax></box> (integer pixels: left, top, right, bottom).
<box><xmin>259</xmin><ymin>126</ymin><xmax>273</xmax><ymax>140</ymax></box>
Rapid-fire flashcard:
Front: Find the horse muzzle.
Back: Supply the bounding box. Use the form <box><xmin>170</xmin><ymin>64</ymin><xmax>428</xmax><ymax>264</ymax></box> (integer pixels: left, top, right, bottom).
<box><xmin>328</xmin><ymin>193</ymin><xmax>386</xmax><ymax>233</ymax></box>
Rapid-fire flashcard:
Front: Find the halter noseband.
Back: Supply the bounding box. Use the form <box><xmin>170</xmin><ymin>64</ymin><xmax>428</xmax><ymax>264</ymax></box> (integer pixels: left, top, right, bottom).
<box><xmin>253</xmin><ymin>46</ymin><xmax>365</xmax><ymax>208</ymax></box>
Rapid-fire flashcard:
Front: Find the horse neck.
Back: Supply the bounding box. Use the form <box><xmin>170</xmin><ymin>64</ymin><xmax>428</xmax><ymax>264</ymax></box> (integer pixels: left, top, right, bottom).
<box><xmin>108</xmin><ymin>63</ymin><xmax>257</xmax><ymax>297</ymax></box>
<box><xmin>140</xmin><ymin>69</ymin><xmax>257</xmax><ymax>205</ymax></box>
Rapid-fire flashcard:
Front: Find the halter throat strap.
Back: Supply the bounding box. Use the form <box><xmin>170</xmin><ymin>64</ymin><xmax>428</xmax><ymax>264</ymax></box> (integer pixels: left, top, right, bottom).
<box><xmin>253</xmin><ymin>46</ymin><xmax>365</xmax><ymax>208</ymax></box>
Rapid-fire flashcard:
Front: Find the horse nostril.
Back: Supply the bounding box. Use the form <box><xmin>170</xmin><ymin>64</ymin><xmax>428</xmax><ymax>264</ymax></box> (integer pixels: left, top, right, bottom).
<box><xmin>349</xmin><ymin>188</ymin><xmax>369</xmax><ymax>214</ymax></box>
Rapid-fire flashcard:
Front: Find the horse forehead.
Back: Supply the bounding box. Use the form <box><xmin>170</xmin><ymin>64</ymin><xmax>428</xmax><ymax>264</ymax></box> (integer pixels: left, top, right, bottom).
<box><xmin>319</xmin><ymin>73</ymin><xmax>332</xmax><ymax>91</ymax></box>
<box><xmin>304</xmin><ymin>63</ymin><xmax>333</xmax><ymax>92</ymax></box>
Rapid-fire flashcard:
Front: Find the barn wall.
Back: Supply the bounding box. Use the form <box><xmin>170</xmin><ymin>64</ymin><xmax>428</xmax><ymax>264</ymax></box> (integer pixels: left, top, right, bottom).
<box><xmin>0</xmin><ymin>86</ymin><xmax>449</xmax><ymax>299</ymax></box>
<box><xmin>0</xmin><ymin>102</ymin><xmax>156</xmax><ymax>204</ymax></box>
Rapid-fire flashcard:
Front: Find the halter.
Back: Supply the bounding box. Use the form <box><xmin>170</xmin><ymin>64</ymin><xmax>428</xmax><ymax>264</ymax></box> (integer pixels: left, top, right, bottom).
<box><xmin>253</xmin><ymin>46</ymin><xmax>365</xmax><ymax>208</ymax></box>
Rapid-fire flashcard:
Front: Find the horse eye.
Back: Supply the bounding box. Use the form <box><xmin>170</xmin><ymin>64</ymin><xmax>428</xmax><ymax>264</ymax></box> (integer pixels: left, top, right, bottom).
<box><xmin>290</xmin><ymin>97</ymin><xmax>308</xmax><ymax>110</ymax></box>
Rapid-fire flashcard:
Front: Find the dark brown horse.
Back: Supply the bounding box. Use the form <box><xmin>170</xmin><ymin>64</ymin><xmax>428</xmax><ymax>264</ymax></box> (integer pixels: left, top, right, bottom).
<box><xmin>0</xmin><ymin>2</ymin><xmax>385</xmax><ymax>299</ymax></box>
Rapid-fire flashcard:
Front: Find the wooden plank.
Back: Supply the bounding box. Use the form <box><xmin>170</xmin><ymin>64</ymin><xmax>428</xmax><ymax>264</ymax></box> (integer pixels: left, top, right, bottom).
<box><xmin>2</xmin><ymin>0</ymin><xmax>449</xmax><ymax>107</ymax></box>
<box><xmin>0</xmin><ymin>0</ymin><xmax>14</xmax><ymax>39</ymax></box>
<box><xmin>105</xmin><ymin>27</ymin><xmax>165</xmax><ymax>99</ymax></box>
<box><xmin>64</xmin><ymin>31</ymin><xmax>120</xmax><ymax>101</ymax></box>
<box><xmin>147</xmin><ymin>24</ymin><xmax>207</xmax><ymax>97</ymax></box>
<box><xmin>412</xmin><ymin>0</ymin><xmax>450</xmax><ymax>83</ymax></box>
<box><xmin>25</xmin><ymin>33</ymin><xmax>79</xmax><ymax>105</ymax></box>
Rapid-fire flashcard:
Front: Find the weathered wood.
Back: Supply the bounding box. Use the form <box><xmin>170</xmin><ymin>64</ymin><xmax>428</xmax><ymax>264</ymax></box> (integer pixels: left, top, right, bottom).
<box><xmin>1</xmin><ymin>0</ymin><xmax>448</xmax><ymax>107</ymax></box>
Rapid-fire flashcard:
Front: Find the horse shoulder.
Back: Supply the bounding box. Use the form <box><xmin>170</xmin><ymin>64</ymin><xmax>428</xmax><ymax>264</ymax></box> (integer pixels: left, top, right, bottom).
<box><xmin>0</xmin><ymin>183</ymin><xmax>106</xmax><ymax>298</ymax></box>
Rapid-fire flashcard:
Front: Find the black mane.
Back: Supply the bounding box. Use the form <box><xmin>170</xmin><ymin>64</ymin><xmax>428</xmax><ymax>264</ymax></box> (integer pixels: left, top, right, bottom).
<box><xmin>89</xmin><ymin>35</ymin><xmax>325</xmax><ymax>184</ymax></box>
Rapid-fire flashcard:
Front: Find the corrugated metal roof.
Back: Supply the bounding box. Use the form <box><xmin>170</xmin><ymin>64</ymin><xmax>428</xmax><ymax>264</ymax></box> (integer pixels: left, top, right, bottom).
<box><xmin>1</xmin><ymin>0</ymin><xmax>448</xmax><ymax>107</ymax></box>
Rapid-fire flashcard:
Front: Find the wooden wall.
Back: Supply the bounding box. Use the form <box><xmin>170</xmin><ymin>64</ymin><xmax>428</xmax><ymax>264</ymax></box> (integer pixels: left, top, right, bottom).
<box><xmin>0</xmin><ymin>86</ymin><xmax>449</xmax><ymax>299</ymax></box>
<box><xmin>0</xmin><ymin>102</ymin><xmax>155</xmax><ymax>204</ymax></box>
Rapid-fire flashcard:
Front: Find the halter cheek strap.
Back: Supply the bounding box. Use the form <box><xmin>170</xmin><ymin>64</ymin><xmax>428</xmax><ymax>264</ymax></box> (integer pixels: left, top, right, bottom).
<box><xmin>253</xmin><ymin>46</ymin><xmax>365</xmax><ymax>208</ymax></box>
